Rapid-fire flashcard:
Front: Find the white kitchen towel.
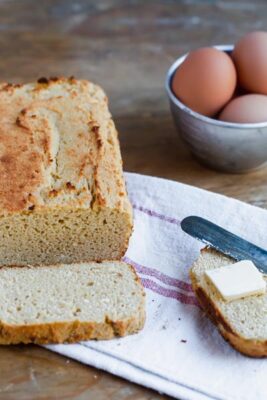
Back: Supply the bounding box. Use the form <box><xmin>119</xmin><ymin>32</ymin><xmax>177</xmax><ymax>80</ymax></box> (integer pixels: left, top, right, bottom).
<box><xmin>46</xmin><ymin>172</ymin><xmax>267</xmax><ymax>400</ymax></box>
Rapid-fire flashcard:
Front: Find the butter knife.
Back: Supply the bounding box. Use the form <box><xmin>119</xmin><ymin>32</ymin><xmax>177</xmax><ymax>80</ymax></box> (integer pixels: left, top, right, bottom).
<box><xmin>181</xmin><ymin>216</ymin><xmax>267</xmax><ymax>274</ymax></box>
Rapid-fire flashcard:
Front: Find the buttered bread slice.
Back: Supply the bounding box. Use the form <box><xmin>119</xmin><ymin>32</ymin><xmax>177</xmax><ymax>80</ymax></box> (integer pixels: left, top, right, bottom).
<box><xmin>0</xmin><ymin>261</ymin><xmax>145</xmax><ymax>344</ymax></box>
<box><xmin>190</xmin><ymin>248</ymin><xmax>267</xmax><ymax>357</ymax></box>
<box><xmin>0</xmin><ymin>77</ymin><xmax>132</xmax><ymax>266</ymax></box>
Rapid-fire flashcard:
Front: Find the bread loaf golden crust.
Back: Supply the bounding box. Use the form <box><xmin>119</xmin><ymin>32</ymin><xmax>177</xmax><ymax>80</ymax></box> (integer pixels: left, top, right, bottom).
<box><xmin>0</xmin><ymin>77</ymin><xmax>132</xmax><ymax>265</ymax></box>
<box><xmin>0</xmin><ymin>77</ymin><xmax>129</xmax><ymax>213</ymax></box>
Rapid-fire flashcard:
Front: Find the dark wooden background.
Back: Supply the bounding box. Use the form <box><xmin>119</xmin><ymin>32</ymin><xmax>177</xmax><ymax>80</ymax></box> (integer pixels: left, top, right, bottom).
<box><xmin>0</xmin><ymin>1</ymin><xmax>266</xmax><ymax>399</ymax></box>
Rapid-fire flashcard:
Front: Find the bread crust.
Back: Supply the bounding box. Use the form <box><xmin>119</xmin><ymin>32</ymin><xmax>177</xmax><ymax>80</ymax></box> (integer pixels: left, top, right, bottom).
<box><xmin>0</xmin><ymin>76</ymin><xmax>131</xmax><ymax>214</ymax></box>
<box><xmin>0</xmin><ymin>311</ymin><xmax>145</xmax><ymax>345</ymax></box>
<box><xmin>190</xmin><ymin>259</ymin><xmax>267</xmax><ymax>358</ymax></box>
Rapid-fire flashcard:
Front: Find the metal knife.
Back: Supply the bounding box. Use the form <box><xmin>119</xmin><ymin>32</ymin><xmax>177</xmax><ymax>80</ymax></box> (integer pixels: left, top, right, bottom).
<box><xmin>181</xmin><ymin>216</ymin><xmax>267</xmax><ymax>274</ymax></box>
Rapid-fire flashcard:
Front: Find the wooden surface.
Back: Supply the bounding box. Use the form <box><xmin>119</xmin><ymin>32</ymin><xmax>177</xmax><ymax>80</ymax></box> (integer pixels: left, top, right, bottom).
<box><xmin>0</xmin><ymin>0</ymin><xmax>266</xmax><ymax>399</ymax></box>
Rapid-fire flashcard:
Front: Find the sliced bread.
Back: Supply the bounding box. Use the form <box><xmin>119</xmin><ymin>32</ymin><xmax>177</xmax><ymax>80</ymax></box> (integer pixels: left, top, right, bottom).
<box><xmin>0</xmin><ymin>261</ymin><xmax>145</xmax><ymax>345</ymax></box>
<box><xmin>190</xmin><ymin>247</ymin><xmax>267</xmax><ymax>357</ymax></box>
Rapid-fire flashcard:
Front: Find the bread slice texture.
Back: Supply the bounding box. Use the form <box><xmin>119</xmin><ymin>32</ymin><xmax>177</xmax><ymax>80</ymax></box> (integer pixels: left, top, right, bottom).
<box><xmin>0</xmin><ymin>261</ymin><xmax>145</xmax><ymax>345</ymax></box>
<box><xmin>190</xmin><ymin>247</ymin><xmax>267</xmax><ymax>357</ymax></box>
<box><xmin>0</xmin><ymin>77</ymin><xmax>132</xmax><ymax>266</ymax></box>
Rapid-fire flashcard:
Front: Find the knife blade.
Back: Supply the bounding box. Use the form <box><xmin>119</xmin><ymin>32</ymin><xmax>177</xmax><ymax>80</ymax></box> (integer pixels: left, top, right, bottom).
<box><xmin>181</xmin><ymin>216</ymin><xmax>267</xmax><ymax>274</ymax></box>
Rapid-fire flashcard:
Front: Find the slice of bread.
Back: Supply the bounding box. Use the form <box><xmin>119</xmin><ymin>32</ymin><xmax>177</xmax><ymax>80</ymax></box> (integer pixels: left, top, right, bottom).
<box><xmin>190</xmin><ymin>247</ymin><xmax>267</xmax><ymax>357</ymax></box>
<box><xmin>0</xmin><ymin>261</ymin><xmax>145</xmax><ymax>345</ymax></box>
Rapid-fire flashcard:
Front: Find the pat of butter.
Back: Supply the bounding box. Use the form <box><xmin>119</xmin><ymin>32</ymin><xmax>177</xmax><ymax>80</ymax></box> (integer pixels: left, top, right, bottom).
<box><xmin>205</xmin><ymin>260</ymin><xmax>266</xmax><ymax>302</ymax></box>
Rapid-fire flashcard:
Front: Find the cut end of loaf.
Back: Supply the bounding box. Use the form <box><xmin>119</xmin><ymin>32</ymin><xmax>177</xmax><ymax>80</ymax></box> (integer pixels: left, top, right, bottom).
<box><xmin>0</xmin><ymin>207</ymin><xmax>132</xmax><ymax>266</ymax></box>
<box><xmin>190</xmin><ymin>247</ymin><xmax>267</xmax><ymax>357</ymax></box>
<box><xmin>0</xmin><ymin>261</ymin><xmax>145</xmax><ymax>345</ymax></box>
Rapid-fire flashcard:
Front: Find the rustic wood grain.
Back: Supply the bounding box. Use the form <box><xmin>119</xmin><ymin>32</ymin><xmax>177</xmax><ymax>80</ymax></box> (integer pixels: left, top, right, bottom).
<box><xmin>0</xmin><ymin>345</ymin><xmax>167</xmax><ymax>400</ymax></box>
<box><xmin>0</xmin><ymin>0</ymin><xmax>266</xmax><ymax>399</ymax></box>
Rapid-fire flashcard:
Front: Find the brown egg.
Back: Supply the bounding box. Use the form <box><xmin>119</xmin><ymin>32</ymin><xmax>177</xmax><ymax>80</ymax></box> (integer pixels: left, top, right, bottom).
<box><xmin>172</xmin><ymin>47</ymin><xmax>237</xmax><ymax>117</ymax></box>
<box><xmin>219</xmin><ymin>94</ymin><xmax>267</xmax><ymax>123</ymax></box>
<box><xmin>233</xmin><ymin>31</ymin><xmax>267</xmax><ymax>94</ymax></box>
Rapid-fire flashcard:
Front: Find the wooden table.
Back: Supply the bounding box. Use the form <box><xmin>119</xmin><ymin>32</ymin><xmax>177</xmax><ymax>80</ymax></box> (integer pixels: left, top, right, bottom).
<box><xmin>0</xmin><ymin>1</ymin><xmax>266</xmax><ymax>399</ymax></box>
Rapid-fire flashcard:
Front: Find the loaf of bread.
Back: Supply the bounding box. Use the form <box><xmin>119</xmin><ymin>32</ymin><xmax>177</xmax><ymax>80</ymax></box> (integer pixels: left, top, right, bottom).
<box><xmin>0</xmin><ymin>77</ymin><xmax>132</xmax><ymax>266</ymax></box>
<box><xmin>0</xmin><ymin>260</ymin><xmax>145</xmax><ymax>344</ymax></box>
<box><xmin>190</xmin><ymin>247</ymin><xmax>267</xmax><ymax>357</ymax></box>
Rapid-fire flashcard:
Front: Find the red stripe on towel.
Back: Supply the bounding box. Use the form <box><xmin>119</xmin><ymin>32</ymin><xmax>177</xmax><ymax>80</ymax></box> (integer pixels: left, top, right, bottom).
<box><xmin>141</xmin><ymin>278</ymin><xmax>199</xmax><ymax>307</ymax></box>
<box><xmin>124</xmin><ymin>257</ymin><xmax>193</xmax><ymax>293</ymax></box>
<box><xmin>132</xmin><ymin>204</ymin><xmax>181</xmax><ymax>226</ymax></box>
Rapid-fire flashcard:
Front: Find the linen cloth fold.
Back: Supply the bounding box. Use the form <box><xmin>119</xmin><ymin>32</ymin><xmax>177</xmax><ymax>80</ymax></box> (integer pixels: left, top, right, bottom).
<box><xmin>47</xmin><ymin>172</ymin><xmax>267</xmax><ymax>400</ymax></box>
